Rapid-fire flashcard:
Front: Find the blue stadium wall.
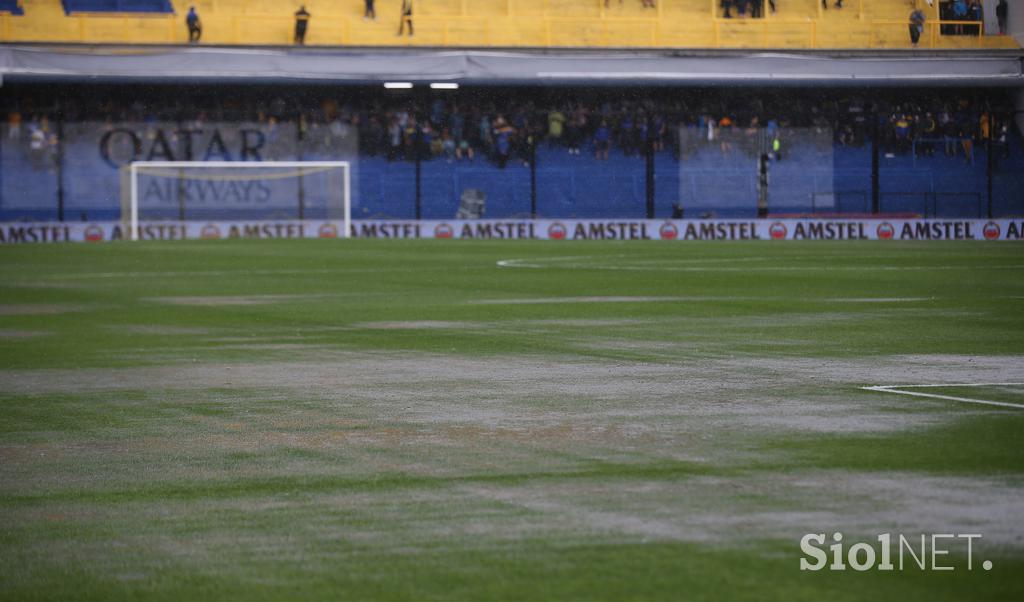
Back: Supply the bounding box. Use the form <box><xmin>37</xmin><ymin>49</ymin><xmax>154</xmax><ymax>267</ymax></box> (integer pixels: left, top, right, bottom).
<box><xmin>3</xmin><ymin>117</ymin><xmax>1023</xmax><ymax>222</ymax></box>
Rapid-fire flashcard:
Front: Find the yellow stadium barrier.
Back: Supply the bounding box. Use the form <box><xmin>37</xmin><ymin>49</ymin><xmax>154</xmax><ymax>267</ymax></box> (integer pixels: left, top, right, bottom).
<box><xmin>0</xmin><ymin>0</ymin><xmax>1017</xmax><ymax>50</ymax></box>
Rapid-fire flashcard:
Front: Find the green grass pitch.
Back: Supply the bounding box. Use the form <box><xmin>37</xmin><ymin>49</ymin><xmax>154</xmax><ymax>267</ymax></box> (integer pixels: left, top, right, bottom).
<box><xmin>1</xmin><ymin>239</ymin><xmax>1023</xmax><ymax>601</ymax></box>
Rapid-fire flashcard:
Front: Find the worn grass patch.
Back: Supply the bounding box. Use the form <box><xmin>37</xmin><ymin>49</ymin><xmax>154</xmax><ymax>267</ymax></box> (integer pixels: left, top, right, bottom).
<box><xmin>1</xmin><ymin>239</ymin><xmax>1022</xmax><ymax>599</ymax></box>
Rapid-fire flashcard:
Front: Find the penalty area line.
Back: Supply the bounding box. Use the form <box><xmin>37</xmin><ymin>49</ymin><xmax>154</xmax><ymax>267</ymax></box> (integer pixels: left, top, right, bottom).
<box><xmin>861</xmin><ymin>384</ymin><xmax>1024</xmax><ymax>410</ymax></box>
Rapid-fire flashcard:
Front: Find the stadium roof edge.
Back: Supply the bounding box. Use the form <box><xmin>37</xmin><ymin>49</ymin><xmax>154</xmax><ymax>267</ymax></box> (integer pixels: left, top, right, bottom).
<box><xmin>1</xmin><ymin>44</ymin><xmax>1022</xmax><ymax>87</ymax></box>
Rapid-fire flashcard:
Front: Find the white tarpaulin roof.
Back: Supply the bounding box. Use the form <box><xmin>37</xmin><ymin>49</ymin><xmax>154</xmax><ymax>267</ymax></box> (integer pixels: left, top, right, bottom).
<box><xmin>1</xmin><ymin>45</ymin><xmax>1022</xmax><ymax>86</ymax></box>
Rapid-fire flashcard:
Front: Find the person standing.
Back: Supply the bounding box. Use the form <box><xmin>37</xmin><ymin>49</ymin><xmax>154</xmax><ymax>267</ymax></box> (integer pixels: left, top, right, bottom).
<box><xmin>967</xmin><ymin>0</ymin><xmax>982</xmax><ymax>36</ymax></box>
<box><xmin>997</xmin><ymin>0</ymin><xmax>1008</xmax><ymax>34</ymax></box>
<box><xmin>294</xmin><ymin>6</ymin><xmax>311</xmax><ymax>45</ymax></box>
<box><xmin>594</xmin><ymin>120</ymin><xmax>610</xmax><ymax>160</ymax></box>
<box><xmin>185</xmin><ymin>6</ymin><xmax>201</xmax><ymax>43</ymax></box>
<box><xmin>364</xmin><ymin>0</ymin><xmax>377</xmax><ymax>20</ymax></box>
<box><xmin>909</xmin><ymin>8</ymin><xmax>926</xmax><ymax>47</ymax></box>
<box><xmin>547</xmin><ymin>108</ymin><xmax>565</xmax><ymax>147</ymax></box>
<box><xmin>951</xmin><ymin>0</ymin><xmax>967</xmax><ymax>35</ymax></box>
<box><xmin>397</xmin><ymin>0</ymin><xmax>414</xmax><ymax>36</ymax></box>
<box><xmin>918</xmin><ymin>112</ymin><xmax>937</xmax><ymax>157</ymax></box>
<box><xmin>492</xmin><ymin>116</ymin><xmax>512</xmax><ymax>168</ymax></box>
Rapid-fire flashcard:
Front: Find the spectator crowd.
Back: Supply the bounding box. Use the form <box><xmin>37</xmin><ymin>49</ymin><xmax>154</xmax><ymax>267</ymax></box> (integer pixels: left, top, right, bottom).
<box><xmin>4</xmin><ymin>86</ymin><xmax>1016</xmax><ymax>170</ymax></box>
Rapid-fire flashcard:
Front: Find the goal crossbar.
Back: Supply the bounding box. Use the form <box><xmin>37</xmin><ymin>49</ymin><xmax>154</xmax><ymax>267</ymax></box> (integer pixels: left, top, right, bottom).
<box><xmin>127</xmin><ymin>161</ymin><xmax>351</xmax><ymax>241</ymax></box>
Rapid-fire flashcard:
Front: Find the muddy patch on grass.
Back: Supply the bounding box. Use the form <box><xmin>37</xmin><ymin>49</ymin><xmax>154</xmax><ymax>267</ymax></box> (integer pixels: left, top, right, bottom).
<box><xmin>577</xmin><ymin>340</ymin><xmax>692</xmax><ymax>352</ymax></box>
<box><xmin>3</xmin><ymin>352</ymin><xmax>1022</xmax><ymax>406</ymax></box>
<box><xmin>354</xmin><ymin>321</ymin><xmax>483</xmax><ymax>330</ymax></box>
<box><xmin>115</xmin><ymin>325</ymin><xmax>213</xmax><ymax>336</ymax></box>
<box><xmin>3</xmin><ymin>352</ymin><xmax>1020</xmax><ymax>435</ymax></box>
<box><xmin>462</xmin><ymin>471</ymin><xmax>1024</xmax><ymax>548</ymax></box>
<box><xmin>5</xmin><ymin>282</ymin><xmax>89</xmax><ymax>290</ymax></box>
<box><xmin>208</xmin><ymin>343</ymin><xmax>339</xmax><ymax>352</ymax></box>
<box><xmin>0</xmin><ymin>304</ymin><xmax>89</xmax><ymax>316</ymax></box>
<box><xmin>518</xmin><ymin>318</ymin><xmax>649</xmax><ymax>327</ymax></box>
<box><xmin>470</xmin><ymin>296</ymin><xmax>721</xmax><ymax>305</ymax></box>
<box><xmin>0</xmin><ymin>329</ymin><xmax>48</xmax><ymax>339</ymax></box>
<box><xmin>353</xmin><ymin>318</ymin><xmax>651</xmax><ymax>331</ymax></box>
<box><xmin>725</xmin><ymin>355</ymin><xmax>1024</xmax><ymax>389</ymax></box>
<box><xmin>146</xmin><ymin>295</ymin><xmax>334</xmax><ymax>306</ymax></box>
<box><xmin>3</xmin><ymin>351</ymin><xmax>1023</xmax><ymax>565</ymax></box>
<box><xmin>828</xmin><ymin>297</ymin><xmax>935</xmax><ymax>303</ymax></box>
<box><xmin>2</xmin><ymin>352</ymin><xmax>1021</xmax><ymax>503</ymax></box>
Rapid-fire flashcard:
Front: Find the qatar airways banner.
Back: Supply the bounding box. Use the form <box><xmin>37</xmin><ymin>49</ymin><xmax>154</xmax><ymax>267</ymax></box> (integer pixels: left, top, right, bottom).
<box><xmin>2</xmin><ymin>219</ymin><xmax>1023</xmax><ymax>244</ymax></box>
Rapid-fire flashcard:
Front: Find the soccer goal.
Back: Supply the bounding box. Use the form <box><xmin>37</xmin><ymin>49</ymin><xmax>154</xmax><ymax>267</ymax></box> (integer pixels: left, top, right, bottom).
<box><xmin>122</xmin><ymin>161</ymin><xmax>351</xmax><ymax>240</ymax></box>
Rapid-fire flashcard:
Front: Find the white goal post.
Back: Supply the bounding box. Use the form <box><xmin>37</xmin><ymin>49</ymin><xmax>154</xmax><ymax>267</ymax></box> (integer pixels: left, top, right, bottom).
<box><xmin>125</xmin><ymin>161</ymin><xmax>351</xmax><ymax>241</ymax></box>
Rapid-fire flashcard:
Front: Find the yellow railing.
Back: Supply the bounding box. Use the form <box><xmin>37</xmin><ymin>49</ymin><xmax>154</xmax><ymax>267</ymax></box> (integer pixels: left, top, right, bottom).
<box><xmin>711</xmin><ymin>18</ymin><xmax>818</xmax><ymax>49</ymax></box>
<box><xmin>0</xmin><ymin>10</ymin><xmax>1013</xmax><ymax>50</ymax></box>
<box><xmin>868</xmin><ymin>20</ymin><xmax>987</xmax><ymax>49</ymax></box>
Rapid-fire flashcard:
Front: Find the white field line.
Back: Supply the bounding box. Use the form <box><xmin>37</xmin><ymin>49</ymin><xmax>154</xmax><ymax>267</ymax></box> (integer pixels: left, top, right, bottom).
<box><xmin>470</xmin><ymin>296</ymin><xmax>702</xmax><ymax>305</ymax></box>
<box><xmin>862</xmin><ymin>383</ymin><xmax>1024</xmax><ymax>410</ymax></box>
<box><xmin>13</xmin><ymin>268</ymin><xmax>426</xmax><ymax>281</ymax></box>
<box><xmin>495</xmin><ymin>258</ymin><xmax>1024</xmax><ymax>272</ymax></box>
<box><xmin>469</xmin><ymin>296</ymin><xmax>934</xmax><ymax>305</ymax></box>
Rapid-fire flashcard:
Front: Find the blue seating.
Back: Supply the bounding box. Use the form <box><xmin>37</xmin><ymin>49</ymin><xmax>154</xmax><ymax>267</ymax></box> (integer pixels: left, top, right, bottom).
<box><xmin>3</xmin><ymin>130</ymin><xmax>1023</xmax><ymax>223</ymax></box>
<box><xmin>61</xmin><ymin>1</ymin><xmax>173</xmax><ymax>14</ymax></box>
<box><xmin>1</xmin><ymin>1</ymin><xmax>24</xmax><ymax>16</ymax></box>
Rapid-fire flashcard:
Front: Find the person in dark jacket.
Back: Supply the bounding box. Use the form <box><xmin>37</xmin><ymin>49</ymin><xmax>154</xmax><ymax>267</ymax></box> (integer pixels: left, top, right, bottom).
<box><xmin>397</xmin><ymin>0</ymin><xmax>414</xmax><ymax>36</ymax></box>
<box><xmin>967</xmin><ymin>0</ymin><xmax>982</xmax><ymax>36</ymax></box>
<box><xmin>909</xmin><ymin>9</ymin><xmax>925</xmax><ymax>46</ymax></box>
<box><xmin>185</xmin><ymin>6</ymin><xmax>201</xmax><ymax>43</ymax></box>
<box><xmin>997</xmin><ymin>0</ymin><xmax>1008</xmax><ymax>34</ymax></box>
<box><xmin>294</xmin><ymin>6</ymin><xmax>310</xmax><ymax>44</ymax></box>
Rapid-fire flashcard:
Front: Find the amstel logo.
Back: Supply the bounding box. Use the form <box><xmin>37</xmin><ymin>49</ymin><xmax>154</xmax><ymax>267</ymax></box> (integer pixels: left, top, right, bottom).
<box><xmin>769</xmin><ymin>222</ymin><xmax>787</xmax><ymax>240</ymax></box>
<box><xmin>84</xmin><ymin>225</ymin><xmax>104</xmax><ymax>242</ymax></box>
<box><xmin>659</xmin><ymin>222</ymin><xmax>678</xmax><ymax>240</ymax></box>
<box><xmin>983</xmin><ymin>222</ymin><xmax>1001</xmax><ymax>240</ymax></box>
<box><xmin>200</xmin><ymin>224</ymin><xmax>221</xmax><ymax>239</ymax></box>
<box><xmin>318</xmin><ymin>223</ymin><xmax>338</xmax><ymax>238</ymax></box>
<box><xmin>548</xmin><ymin>222</ymin><xmax>567</xmax><ymax>240</ymax></box>
<box><xmin>434</xmin><ymin>223</ymin><xmax>454</xmax><ymax>239</ymax></box>
<box><xmin>876</xmin><ymin>222</ymin><xmax>895</xmax><ymax>240</ymax></box>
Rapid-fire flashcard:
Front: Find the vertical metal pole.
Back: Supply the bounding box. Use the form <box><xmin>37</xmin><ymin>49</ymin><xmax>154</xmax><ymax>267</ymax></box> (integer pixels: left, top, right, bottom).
<box><xmin>298</xmin><ymin>167</ymin><xmax>306</xmax><ymax>220</ymax></box>
<box><xmin>645</xmin><ymin>115</ymin><xmax>654</xmax><ymax>219</ymax></box>
<box><xmin>757</xmin><ymin>154</ymin><xmax>769</xmax><ymax>218</ymax></box>
<box><xmin>871</xmin><ymin>108</ymin><xmax>880</xmax><ymax>214</ymax></box>
<box><xmin>529</xmin><ymin>133</ymin><xmax>537</xmax><ymax>218</ymax></box>
<box><xmin>177</xmin><ymin>167</ymin><xmax>186</xmax><ymax>221</ymax></box>
<box><xmin>130</xmin><ymin>163</ymin><xmax>139</xmax><ymax>241</ymax></box>
<box><xmin>414</xmin><ymin>126</ymin><xmax>422</xmax><ymax>220</ymax></box>
<box><xmin>757</xmin><ymin>128</ymin><xmax>769</xmax><ymax>218</ymax></box>
<box><xmin>986</xmin><ymin>112</ymin><xmax>994</xmax><ymax>219</ymax></box>
<box><xmin>56</xmin><ymin>114</ymin><xmax>65</xmax><ymax>222</ymax></box>
<box><xmin>297</xmin><ymin>116</ymin><xmax>305</xmax><ymax>220</ymax></box>
<box><xmin>343</xmin><ymin>164</ymin><xmax>351</xmax><ymax>239</ymax></box>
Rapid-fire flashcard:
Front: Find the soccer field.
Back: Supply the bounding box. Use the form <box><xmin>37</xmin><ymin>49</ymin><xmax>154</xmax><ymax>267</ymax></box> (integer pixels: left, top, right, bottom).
<box><xmin>1</xmin><ymin>239</ymin><xmax>1023</xmax><ymax>601</ymax></box>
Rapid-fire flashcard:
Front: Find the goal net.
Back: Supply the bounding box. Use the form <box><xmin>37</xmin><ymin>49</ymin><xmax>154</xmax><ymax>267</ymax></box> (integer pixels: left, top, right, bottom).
<box><xmin>122</xmin><ymin>161</ymin><xmax>350</xmax><ymax>240</ymax></box>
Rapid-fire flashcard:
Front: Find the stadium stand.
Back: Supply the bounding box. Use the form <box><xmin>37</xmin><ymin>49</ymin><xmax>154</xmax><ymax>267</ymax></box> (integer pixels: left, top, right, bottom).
<box><xmin>0</xmin><ymin>1</ymin><xmax>24</xmax><ymax>15</ymax></box>
<box><xmin>62</xmin><ymin>0</ymin><xmax>172</xmax><ymax>13</ymax></box>
<box><xmin>2</xmin><ymin>85</ymin><xmax>1021</xmax><ymax>222</ymax></box>
<box><xmin>0</xmin><ymin>0</ymin><xmax>1017</xmax><ymax>49</ymax></box>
